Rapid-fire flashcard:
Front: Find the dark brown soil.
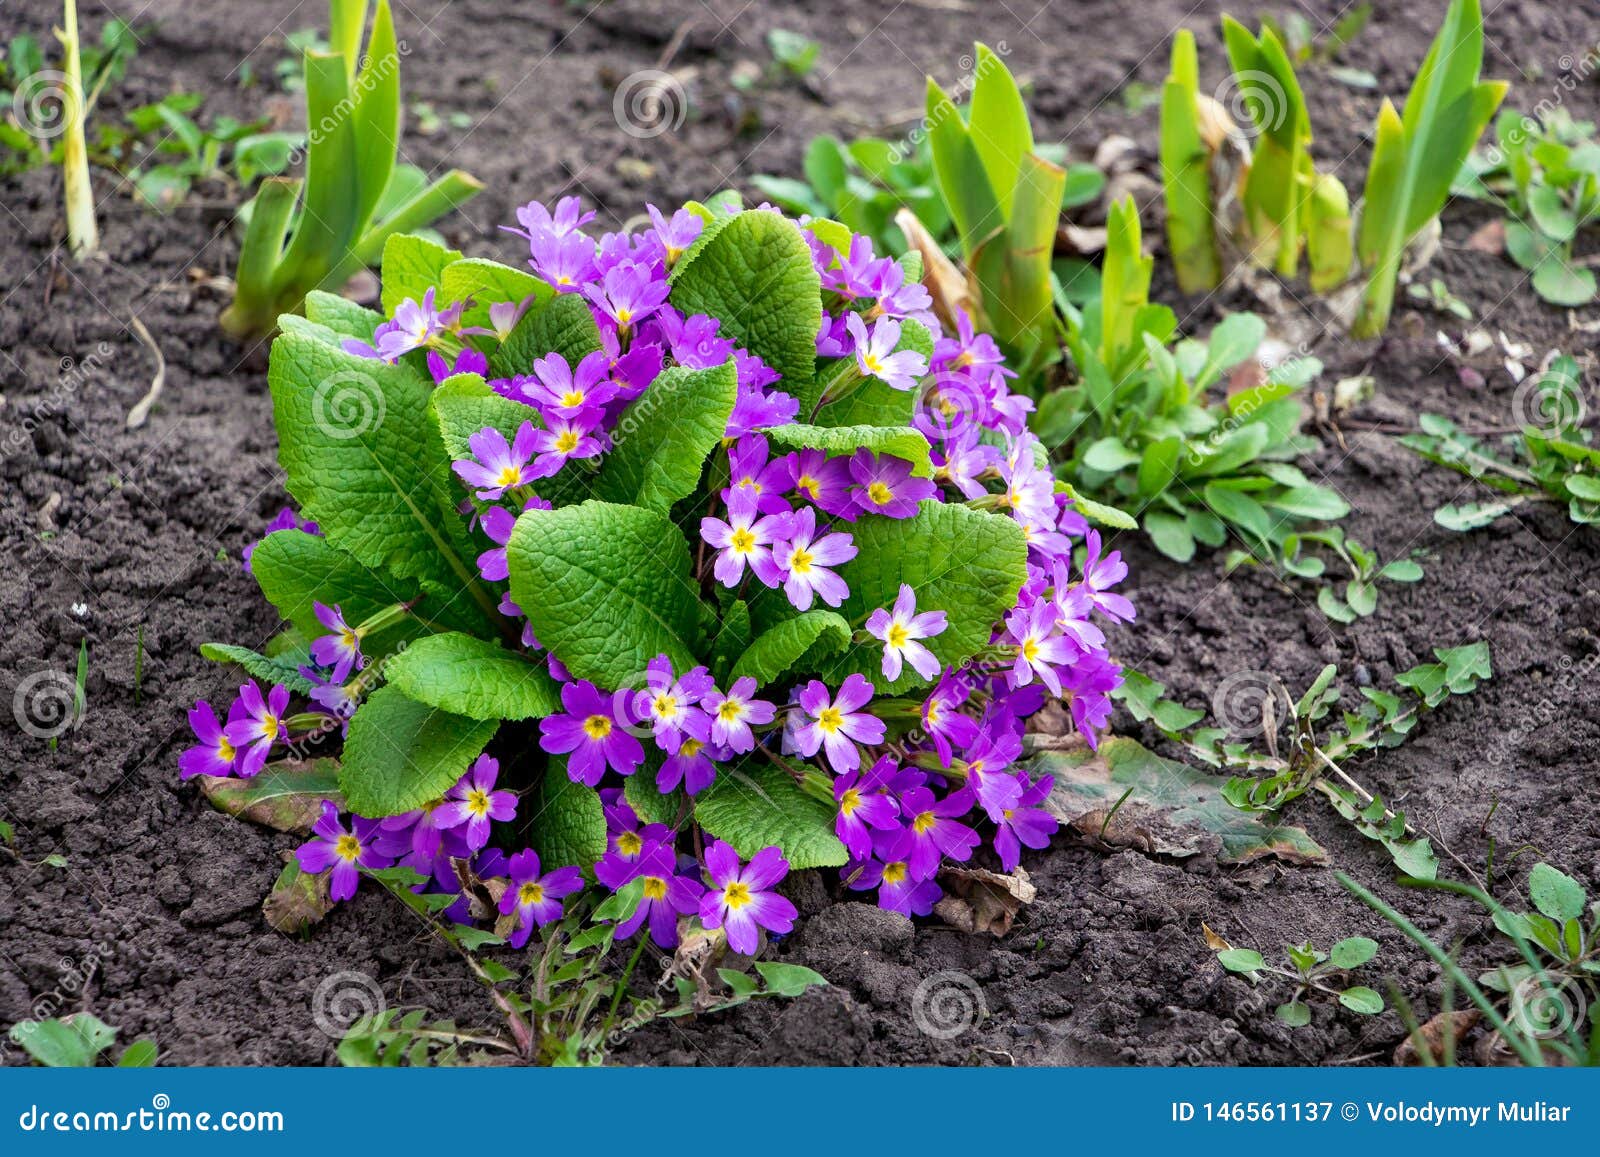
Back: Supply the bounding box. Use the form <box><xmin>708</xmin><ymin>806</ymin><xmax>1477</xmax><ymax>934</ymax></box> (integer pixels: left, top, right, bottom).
<box><xmin>2</xmin><ymin>0</ymin><xmax>1597</xmax><ymax>1067</ymax></box>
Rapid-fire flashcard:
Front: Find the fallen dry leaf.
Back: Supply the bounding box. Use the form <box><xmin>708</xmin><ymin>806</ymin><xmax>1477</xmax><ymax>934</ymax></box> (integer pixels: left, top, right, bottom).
<box><xmin>1038</xmin><ymin>736</ymin><xmax>1325</xmax><ymax>865</ymax></box>
<box><xmin>896</xmin><ymin>207</ymin><xmax>972</xmax><ymax>333</ymax></box>
<box><xmin>263</xmin><ymin>860</ymin><xmax>334</xmax><ymax>935</ymax></box>
<box><xmin>1466</xmin><ymin>218</ymin><xmax>1506</xmax><ymax>256</ymax></box>
<box><xmin>1200</xmin><ymin>922</ymin><xmax>1234</xmax><ymax>952</ymax></box>
<box><xmin>1394</xmin><ymin>1009</ymin><xmax>1481</xmax><ymax>1066</ymax></box>
<box><xmin>934</xmin><ymin>865</ymin><xmax>1035</xmax><ymax>936</ymax></box>
<box><xmin>198</xmin><ymin>757</ymin><xmax>343</xmax><ymax>835</ymax></box>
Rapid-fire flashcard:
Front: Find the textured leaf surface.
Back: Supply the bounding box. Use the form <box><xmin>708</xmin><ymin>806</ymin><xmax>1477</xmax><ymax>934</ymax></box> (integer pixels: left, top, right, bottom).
<box><xmin>268</xmin><ymin>332</ymin><xmax>496</xmax><ymax>631</ymax></box>
<box><xmin>693</xmin><ymin>761</ymin><xmax>847</xmax><ymax>869</ymax></box>
<box><xmin>669</xmin><ymin>210</ymin><xmax>821</xmax><ymax>390</ymax></box>
<box><xmin>384</xmin><ymin>632</ymin><xmax>561</xmax><ymax>721</ymax></box>
<box><xmin>506</xmin><ymin>501</ymin><xmax>702</xmax><ymax>687</ymax></box>
<box><xmin>338</xmin><ymin>686</ymin><xmax>498</xmax><ymax>816</ymax></box>
<box><xmin>767</xmin><ymin>423</ymin><xmax>932</xmax><ymax>477</ymax></box>
<box><xmin>440</xmin><ymin>257</ymin><xmax>550</xmax><ymax>337</ymax></box>
<box><xmin>248</xmin><ymin>529</ymin><xmax>424</xmax><ymax>641</ymax></box>
<box><xmin>199</xmin><ymin>642</ymin><xmax>317</xmax><ymax>695</ymax></box>
<box><xmin>531</xmin><ymin>762</ymin><xmax>607</xmax><ymax>869</ymax></box>
<box><xmin>430</xmin><ymin>373</ymin><xmax>538</xmax><ymax>464</ymax></box>
<box><xmin>489</xmin><ymin>292</ymin><xmax>603</xmax><ymax>379</ymax></box>
<box><xmin>811</xmin><ymin>502</ymin><xmax>1027</xmax><ymax>694</ymax></box>
<box><xmin>594</xmin><ymin>361</ymin><xmax>738</xmax><ymax>512</ymax></box>
<box><xmin>380</xmin><ymin>234</ymin><xmax>460</xmax><ymax>313</ymax></box>
<box><xmin>731</xmin><ymin>611</ymin><xmax>852</xmax><ymax>688</ymax></box>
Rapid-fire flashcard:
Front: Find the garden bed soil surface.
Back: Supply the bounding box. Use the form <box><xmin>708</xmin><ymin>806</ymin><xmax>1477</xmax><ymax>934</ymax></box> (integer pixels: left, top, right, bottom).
<box><xmin>2</xmin><ymin>0</ymin><xmax>1598</xmax><ymax>1067</ymax></box>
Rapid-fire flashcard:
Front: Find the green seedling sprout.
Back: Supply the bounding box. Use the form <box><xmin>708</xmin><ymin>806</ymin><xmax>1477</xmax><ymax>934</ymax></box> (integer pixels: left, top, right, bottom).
<box><xmin>56</xmin><ymin>0</ymin><xmax>97</xmax><ymax>259</ymax></box>
<box><xmin>1159</xmin><ymin>30</ymin><xmax>1223</xmax><ymax>293</ymax></box>
<box><xmin>219</xmin><ymin>0</ymin><xmax>482</xmax><ymax>342</ymax></box>
<box><xmin>1214</xmin><ymin>935</ymin><xmax>1384</xmax><ymax>1027</ymax></box>
<box><xmin>1352</xmin><ymin>0</ymin><xmax>1505</xmax><ymax>337</ymax></box>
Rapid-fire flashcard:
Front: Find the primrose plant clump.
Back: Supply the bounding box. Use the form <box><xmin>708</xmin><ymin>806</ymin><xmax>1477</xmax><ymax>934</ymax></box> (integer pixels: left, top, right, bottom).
<box><xmin>180</xmin><ymin>193</ymin><xmax>1132</xmax><ymax>963</ymax></box>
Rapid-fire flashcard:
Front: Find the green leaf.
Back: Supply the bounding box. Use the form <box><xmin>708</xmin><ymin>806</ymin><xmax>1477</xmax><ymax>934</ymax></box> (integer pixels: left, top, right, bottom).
<box><xmin>1264</xmin><ymin>486</ymin><xmax>1351</xmax><ymax>521</ymax></box>
<box><xmin>117</xmin><ymin>1039</ymin><xmax>159</xmax><ymax>1067</ymax></box>
<box><xmin>531</xmin><ymin>761</ymin><xmax>607</xmax><ymax>870</ymax></box>
<box><xmin>1531</xmin><ymin>257</ymin><xmax>1597</xmax><ymax>306</ymax></box>
<box><xmin>338</xmin><ymin>685</ymin><xmax>498</xmax><ymax>816</ymax></box>
<box><xmin>1329</xmin><ymin>936</ymin><xmax>1379</xmax><ymax>969</ymax></box>
<box><xmin>694</xmin><ymin>761</ymin><xmax>847</xmax><ymax>869</ymax></box>
<box><xmin>809</xmin><ymin>502</ymin><xmax>1027</xmax><ymax>693</ymax></box>
<box><xmin>753</xmin><ymin>961</ymin><xmax>828</xmax><ymax>997</ymax></box>
<box><xmin>304</xmin><ymin>290</ymin><xmax>382</xmax><ymax>341</ymax></box>
<box><xmin>669</xmin><ymin>210</ymin><xmax>821</xmax><ymax>390</ymax></box>
<box><xmin>1082</xmin><ymin>436</ymin><xmax>1142</xmax><ymax>472</ymax></box>
<box><xmin>430</xmin><ymin>373</ymin><xmax>538</xmax><ymax>465</ymax></box>
<box><xmin>967</xmin><ymin>42</ymin><xmax>1033</xmax><ymax>217</ymax></box>
<box><xmin>731</xmin><ymin>611</ymin><xmax>852</xmax><ymax>688</ymax></box>
<box><xmin>1318</xmin><ymin>586</ymin><xmax>1357</xmax><ymax>623</ymax></box>
<box><xmin>625</xmin><ymin>772</ymin><xmax>686</xmax><ymax>828</ymax></box>
<box><xmin>1217</xmin><ymin>948</ymin><xmax>1266</xmax><ymax>972</ymax></box>
<box><xmin>380</xmin><ymin>233</ymin><xmax>460</xmax><ymax>314</ymax></box>
<box><xmin>1380</xmin><ymin>558</ymin><xmax>1424</xmax><ymax>582</ymax></box>
<box><xmin>506</xmin><ymin>501</ymin><xmax>703</xmax><ymax>688</ymax></box>
<box><xmin>383</xmin><ymin>632</ymin><xmax>561</xmax><ymax>721</ymax></box>
<box><xmin>1528</xmin><ymin>862</ymin><xmax>1586</xmax><ymax>923</ymax></box>
<box><xmin>718</xmin><ymin>968</ymin><xmax>761</xmax><ymax>1002</ymax></box>
<box><xmin>1276</xmin><ymin>1001</ymin><xmax>1312</xmax><ymax>1027</ymax></box>
<box><xmin>595</xmin><ymin>361</ymin><xmax>739</xmax><ymax>512</ymax></box>
<box><xmin>17</xmin><ymin>1015</ymin><xmax>118</xmax><ymax>1067</ymax></box>
<box><xmin>196</xmin><ymin>756</ymin><xmax>343</xmax><ymax>834</ymax></box>
<box><xmin>268</xmin><ymin>332</ymin><xmax>497</xmax><ymax>631</ymax></box>
<box><xmin>1435</xmin><ymin>499</ymin><xmax>1517</xmax><ymax>531</ymax></box>
<box><xmin>1144</xmin><ymin>510</ymin><xmax>1196</xmax><ymax>562</ymax></box>
<box><xmin>1338</xmin><ymin>986</ymin><xmax>1384</xmax><ymax>1014</ymax></box>
<box><xmin>440</xmin><ymin>256</ymin><xmax>550</xmax><ymax>337</ymax></box>
<box><xmin>199</xmin><ymin>642</ymin><xmax>317</xmax><ymax>694</ymax></box>
<box><xmin>1565</xmin><ymin>475</ymin><xmax>1600</xmax><ymax>502</ymax></box>
<box><xmin>489</xmin><ymin>292</ymin><xmax>604</xmax><ymax>379</ymax></box>
<box><xmin>766</xmin><ymin>423</ymin><xmax>932</xmax><ymax>478</ymax></box>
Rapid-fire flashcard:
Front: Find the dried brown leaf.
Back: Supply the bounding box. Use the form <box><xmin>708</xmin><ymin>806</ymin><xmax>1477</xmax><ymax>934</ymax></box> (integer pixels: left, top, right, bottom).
<box><xmin>934</xmin><ymin>865</ymin><xmax>1035</xmax><ymax>936</ymax></box>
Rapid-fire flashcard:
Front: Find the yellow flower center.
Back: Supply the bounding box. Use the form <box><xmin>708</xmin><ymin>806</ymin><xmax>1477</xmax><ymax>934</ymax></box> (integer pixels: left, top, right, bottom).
<box><xmin>616</xmin><ymin>831</ymin><xmax>642</xmax><ymax>856</ymax></box>
<box><xmin>679</xmin><ymin>738</ymin><xmax>704</xmax><ymax>757</ymax></box>
<box><xmin>723</xmin><ymin>881</ymin><xmax>752</xmax><ymax>909</ymax></box>
<box><xmin>341</xmin><ymin>628</ymin><xmax>358</xmax><ymax>649</ymax></box>
<box><xmin>863</xmin><ymin>352</ymin><xmax>884</xmax><ymax>374</ymax></box>
<box><xmin>1021</xmin><ymin>638</ymin><xmax>1040</xmax><ymax>662</ymax></box>
<box><xmin>653</xmin><ymin>693</ymin><xmax>678</xmax><ymax>719</ymax></box>
<box><xmin>583</xmin><ymin>714</ymin><xmax>612</xmax><ymax>740</ymax></box>
<box><xmin>519</xmin><ymin>881</ymin><xmax>545</xmax><ymax>905</ymax></box>
<box><xmin>466</xmin><ymin>788</ymin><xmax>491</xmax><ymax>817</ymax></box>
<box><xmin>730</xmin><ymin>527</ymin><xmax>756</xmax><ymax>553</ymax></box>
<box><xmin>217</xmin><ymin>736</ymin><xmax>237</xmax><ymax>761</ymax></box>
<box><xmin>616</xmin><ymin>307</ymin><xmax>632</xmax><ymax>325</ymax></box>
<box><xmin>867</xmin><ymin>481</ymin><xmax>893</xmax><ymax>506</ymax></box>
<box><xmin>334</xmin><ymin>834</ymin><xmax>362</xmax><ymax>862</ymax></box>
<box><xmin>643</xmin><ymin>876</ymin><xmax>667</xmax><ymax>900</ymax></box>
<box><xmin>816</xmin><ymin>705</ymin><xmax>844</xmax><ymax>733</ymax></box>
<box><xmin>925</xmin><ymin>700</ymin><xmax>942</xmax><ymax>725</ymax></box>
<box><xmin>839</xmin><ymin>788</ymin><xmax>861</xmax><ymax>816</ymax></box>
<box><xmin>555</xmin><ymin>430</ymin><xmax>580</xmax><ymax>454</ymax></box>
<box><xmin>560</xmin><ymin>390</ymin><xmax>586</xmax><ymax>408</ymax></box>
<box><xmin>883</xmin><ymin>861</ymin><xmax>908</xmax><ymax>884</ymax></box>
<box><xmin>887</xmin><ymin>622</ymin><xmax>909</xmax><ymax>647</ymax></box>
<box><xmin>718</xmin><ymin>699</ymin><xmax>743</xmax><ymax>722</ymax></box>
<box><xmin>788</xmin><ymin>546</ymin><xmax>814</xmax><ymax>574</ymax></box>
<box><xmin>912</xmin><ymin>810</ymin><xmax>936</xmax><ymax>834</ymax></box>
<box><xmin>497</xmin><ymin>465</ymin><xmax>522</xmax><ymax>487</ymax></box>
<box><xmin>797</xmin><ymin>474</ymin><xmax>820</xmax><ymax>499</ymax></box>
<box><xmin>262</xmin><ymin>714</ymin><xmax>280</xmax><ymax>741</ymax></box>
